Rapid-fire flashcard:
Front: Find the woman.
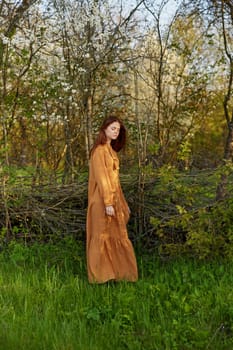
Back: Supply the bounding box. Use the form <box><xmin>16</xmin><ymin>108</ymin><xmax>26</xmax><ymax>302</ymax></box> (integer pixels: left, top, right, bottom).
<box><xmin>86</xmin><ymin>116</ymin><xmax>138</xmax><ymax>284</ymax></box>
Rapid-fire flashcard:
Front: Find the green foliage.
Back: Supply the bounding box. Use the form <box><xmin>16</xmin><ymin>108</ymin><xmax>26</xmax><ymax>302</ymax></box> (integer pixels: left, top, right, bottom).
<box><xmin>149</xmin><ymin>165</ymin><xmax>233</xmax><ymax>259</ymax></box>
<box><xmin>0</xmin><ymin>241</ymin><xmax>233</xmax><ymax>349</ymax></box>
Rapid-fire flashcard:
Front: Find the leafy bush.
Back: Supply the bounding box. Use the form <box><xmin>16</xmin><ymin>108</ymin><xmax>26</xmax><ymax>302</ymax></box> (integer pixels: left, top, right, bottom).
<box><xmin>149</xmin><ymin>165</ymin><xmax>233</xmax><ymax>259</ymax></box>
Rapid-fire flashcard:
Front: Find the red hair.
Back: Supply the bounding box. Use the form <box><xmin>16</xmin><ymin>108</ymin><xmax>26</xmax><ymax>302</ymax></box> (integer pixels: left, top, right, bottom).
<box><xmin>90</xmin><ymin>116</ymin><xmax>126</xmax><ymax>156</ymax></box>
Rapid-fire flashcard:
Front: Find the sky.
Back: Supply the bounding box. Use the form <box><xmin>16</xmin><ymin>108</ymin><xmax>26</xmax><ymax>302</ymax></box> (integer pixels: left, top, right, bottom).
<box><xmin>117</xmin><ymin>0</ymin><xmax>182</xmax><ymax>28</ymax></box>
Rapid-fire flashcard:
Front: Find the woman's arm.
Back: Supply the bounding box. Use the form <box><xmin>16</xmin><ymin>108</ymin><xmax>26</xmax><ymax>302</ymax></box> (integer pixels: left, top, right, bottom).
<box><xmin>91</xmin><ymin>147</ymin><xmax>115</xmax><ymax>208</ymax></box>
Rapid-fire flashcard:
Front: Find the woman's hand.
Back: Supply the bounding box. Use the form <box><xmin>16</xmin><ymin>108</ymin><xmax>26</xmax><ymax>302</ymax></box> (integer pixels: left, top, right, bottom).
<box><xmin>105</xmin><ymin>205</ymin><xmax>115</xmax><ymax>216</ymax></box>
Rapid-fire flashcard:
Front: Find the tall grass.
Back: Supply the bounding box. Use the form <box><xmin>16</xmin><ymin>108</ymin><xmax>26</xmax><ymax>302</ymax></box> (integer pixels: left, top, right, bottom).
<box><xmin>0</xmin><ymin>239</ymin><xmax>232</xmax><ymax>350</ymax></box>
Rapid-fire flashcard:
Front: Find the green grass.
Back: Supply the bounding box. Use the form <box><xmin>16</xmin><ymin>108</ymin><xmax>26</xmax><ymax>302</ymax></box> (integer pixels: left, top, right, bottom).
<box><xmin>0</xmin><ymin>239</ymin><xmax>233</xmax><ymax>350</ymax></box>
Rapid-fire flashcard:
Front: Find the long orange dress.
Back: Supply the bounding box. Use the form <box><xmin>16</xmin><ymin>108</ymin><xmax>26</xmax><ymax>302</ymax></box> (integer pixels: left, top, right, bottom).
<box><xmin>86</xmin><ymin>143</ymin><xmax>138</xmax><ymax>283</ymax></box>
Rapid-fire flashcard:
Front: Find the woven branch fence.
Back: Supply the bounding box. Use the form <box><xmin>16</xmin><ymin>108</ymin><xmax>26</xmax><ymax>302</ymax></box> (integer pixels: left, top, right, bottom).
<box><xmin>0</xmin><ymin>170</ymin><xmax>232</xmax><ymax>251</ymax></box>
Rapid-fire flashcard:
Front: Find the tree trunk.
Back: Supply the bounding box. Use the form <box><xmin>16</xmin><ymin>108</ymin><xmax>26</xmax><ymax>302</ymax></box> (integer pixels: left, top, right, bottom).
<box><xmin>86</xmin><ymin>94</ymin><xmax>93</xmax><ymax>157</ymax></box>
<box><xmin>216</xmin><ymin>1</ymin><xmax>233</xmax><ymax>200</ymax></box>
<box><xmin>134</xmin><ymin>71</ymin><xmax>145</xmax><ymax>237</ymax></box>
<box><xmin>216</xmin><ymin>121</ymin><xmax>233</xmax><ymax>200</ymax></box>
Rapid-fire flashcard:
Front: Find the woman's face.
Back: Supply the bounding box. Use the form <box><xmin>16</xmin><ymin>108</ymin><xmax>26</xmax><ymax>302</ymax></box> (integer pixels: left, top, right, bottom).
<box><xmin>104</xmin><ymin>121</ymin><xmax>121</xmax><ymax>142</ymax></box>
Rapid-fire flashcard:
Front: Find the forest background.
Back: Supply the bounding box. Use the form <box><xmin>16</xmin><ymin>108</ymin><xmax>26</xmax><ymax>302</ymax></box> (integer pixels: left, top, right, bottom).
<box><xmin>1</xmin><ymin>1</ymin><xmax>233</xmax><ymax>349</ymax></box>
<box><xmin>0</xmin><ymin>0</ymin><xmax>233</xmax><ymax>257</ymax></box>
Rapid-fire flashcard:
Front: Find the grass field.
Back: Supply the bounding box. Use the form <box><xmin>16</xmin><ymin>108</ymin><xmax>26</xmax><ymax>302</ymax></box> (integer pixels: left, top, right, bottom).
<box><xmin>0</xmin><ymin>238</ymin><xmax>233</xmax><ymax>350</ymax></box>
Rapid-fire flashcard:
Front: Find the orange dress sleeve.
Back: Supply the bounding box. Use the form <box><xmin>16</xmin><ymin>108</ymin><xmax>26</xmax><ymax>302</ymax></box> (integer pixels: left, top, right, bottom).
<box><xmin>91</xmin><ymin>146</ymin><xmax>115</xmax><ymax>206</ymax></box>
